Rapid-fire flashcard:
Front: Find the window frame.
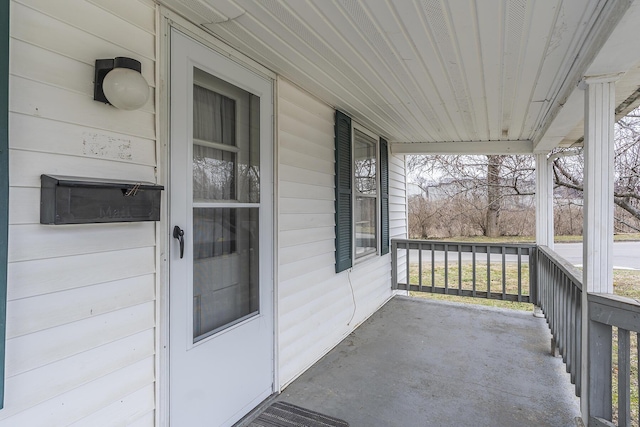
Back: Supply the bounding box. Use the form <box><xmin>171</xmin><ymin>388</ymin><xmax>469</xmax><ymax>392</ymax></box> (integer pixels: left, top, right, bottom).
<box><xmin>351</xmin><ymin>122</ymin><xmax>380</xmax><ymax>263</ymax></box>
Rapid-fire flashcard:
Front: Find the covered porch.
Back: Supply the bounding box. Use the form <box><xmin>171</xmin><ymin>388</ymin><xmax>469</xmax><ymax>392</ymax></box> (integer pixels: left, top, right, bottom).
<box><xmin>260</xmin><ymin>296</ymin><xmax>580</xmax><ymax>427</ymax></box>
<box><xmin>242</xmin><ymin>239</ymin><xmax>639</xmax><ymax>427</ymax></box>
<box><xmin>3</xmin><ymin>1</ymin><xmax>640</xmax><ymax>426</ymax></box>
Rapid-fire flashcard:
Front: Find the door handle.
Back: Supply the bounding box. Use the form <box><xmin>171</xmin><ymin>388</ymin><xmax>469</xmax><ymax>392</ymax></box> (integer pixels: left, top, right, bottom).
<box><xmin>173</xmin><ymin>225</ymin><xmax>185</xmax><ymax>259</ymax></box>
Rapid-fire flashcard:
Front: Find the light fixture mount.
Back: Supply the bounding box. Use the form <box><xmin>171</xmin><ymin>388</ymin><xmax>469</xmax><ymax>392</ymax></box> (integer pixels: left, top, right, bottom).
<box><xmin>94</xmin><ymin>57</ymin><xmax>149</xmax><ymax>110</ymax></box>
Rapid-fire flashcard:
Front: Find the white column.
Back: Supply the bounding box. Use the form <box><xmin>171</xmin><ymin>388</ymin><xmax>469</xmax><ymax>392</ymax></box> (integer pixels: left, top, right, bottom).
<box><xmin>583</xmin><ymin>76</ymin><xmax>616</xmax><ymax>295</ymax></box>
<box><xmin>535</xmin><ymin>153</ymin><xmax>554</xmax><ymax>249</ymax></box>
<box><xmin>580</xmin><ymin>74</ymin><xmax>618</xmax><ymax>423</ymax></box>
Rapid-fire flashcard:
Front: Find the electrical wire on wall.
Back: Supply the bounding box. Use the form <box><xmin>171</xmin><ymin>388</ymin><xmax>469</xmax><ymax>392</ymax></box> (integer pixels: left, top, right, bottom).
<box><xmin>347</xmin><ymin>268</ymin><xmax>357</xmax><ymax>325</ymax></box>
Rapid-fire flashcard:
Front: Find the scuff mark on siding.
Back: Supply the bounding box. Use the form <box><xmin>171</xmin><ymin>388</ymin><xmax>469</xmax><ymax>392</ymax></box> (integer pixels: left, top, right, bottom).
<box><xmin>82</xmin><ymin>132</ymin><xmax>133</xmax><ymax>161</ymax></box>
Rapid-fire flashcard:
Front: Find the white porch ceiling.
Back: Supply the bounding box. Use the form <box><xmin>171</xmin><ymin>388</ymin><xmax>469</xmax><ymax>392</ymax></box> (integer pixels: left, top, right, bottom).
<box><xmin>160</xmin><ymin>0</ymin><xmax>640</xmax><ymax>154</ymax></box>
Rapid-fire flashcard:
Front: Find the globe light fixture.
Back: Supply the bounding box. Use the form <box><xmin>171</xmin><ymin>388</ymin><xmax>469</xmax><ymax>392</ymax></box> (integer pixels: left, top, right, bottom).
<box><xmin>94</xmin><ymin>57</ymin><xmax>149</xmax><ymax>110</ymax></box>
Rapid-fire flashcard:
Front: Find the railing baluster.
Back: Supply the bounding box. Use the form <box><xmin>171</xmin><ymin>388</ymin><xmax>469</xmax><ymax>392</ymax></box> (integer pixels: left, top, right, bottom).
<box><xmin>431</xmin><ymin>242</ymin><xmax>435</xmax><ymax>292</ymax></box>
<box><xmin>517</xmin><ymin>247</ymin><xmax>522</xmax><ymax>302</ymax></box>
<box><xmin>406</xmin><ymin>245</ymin><xmax>410</xmax><ymax>291</ymax></box>
<box><xmin>576</xmin><ymin>293</ymin><xmax>581</xmax><ymax>397</ymax></box>
<box><xmin>549</xmin><ymin>264</ymin><xmax>556</xmax><ymax>339</ymax></box>
<box><xmin>551</xmin><ymin>264</ymin><xmax>557</xmax><ymax>353</ymax></box>
<box><xmin>487</xmin><ymin>247</ymin><xmax>491</xmax><ymax>299</ymax></box>
<box><xmin>444</xmin><ymin>244</ymin><xmax>448</xmax><ymax>295</ymax></box>
<box><xmin>566</xmin><ymin>278</ymin><xmax>569</xmax><ymax>360</ymax></box>
<box><xmin>568</xmin><ymin>283</ymin><xmax>575</xmax><ymax>379</ymax></box>
<box><xmin>458</xmin><ymin>246</ymin><xmax>462</xmax><ymax>296</ymax></box>
<box><xmin>529</xmin><ymin>247</ymin><xmax>536</xmax><ymax>305</ymax></box>
<box><xmin>564</xmin><ymin>278</ymin><xmax>569</xmax><ymax>363</ymax></box>
<box><xmin>418</xmin><ymin>243</ymin><xmax>423</xmax><ymax>292</ymax></box>
<box><xmin>619</xmin><ymin>328</ymin><xmax>631</xmax><ymax>427</ymax></box>
<box><xmin>472</xmin><ymin>245</ymin><xmax>476</xmax><ymax>298</ymax></box>
<box><xmin>543</xmin><ymin>256</ymin><xmax>548</xmax><ymax>320</ymax></box>
<box><xmin>558</xmin><ymin>275</ymin><xmax>567</xmax><ymax>362</ymax></box>
<box><xmin>501</xmin><ymin>246</ymin><xmax>506</xmax><ymax>300</ymax></box>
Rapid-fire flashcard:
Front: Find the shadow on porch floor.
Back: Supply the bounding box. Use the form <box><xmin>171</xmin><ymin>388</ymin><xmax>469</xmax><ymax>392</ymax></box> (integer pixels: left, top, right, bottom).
<box><xmin>273</xmin><ymin>296</ymin><xmax>580</xmax><ymax>427</ymax></box>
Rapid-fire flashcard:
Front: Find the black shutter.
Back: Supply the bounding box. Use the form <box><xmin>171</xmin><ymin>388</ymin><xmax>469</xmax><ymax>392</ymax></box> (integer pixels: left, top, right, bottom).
<box><xmin>380</xmin><ymin>138</ymin><xmax>390</xmax><ymax>255</ymax></box>
<box><xmin>335</xmin><ymin>111</ymin><xmax>352</xmax><ymax>272</ymax></box>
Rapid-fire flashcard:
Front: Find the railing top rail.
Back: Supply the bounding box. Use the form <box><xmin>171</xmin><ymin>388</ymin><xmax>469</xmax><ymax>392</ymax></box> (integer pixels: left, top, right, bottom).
<box><xmin>589</xmin><ymin>292</ymin><xmax>640</xmax><ymax>308</ymax></box>
<box><xmin>589</xmin><ymin>292</ymin><xmax>640</xmax><ymax>332</ymax></box>
<box><xmin>537</xmin><ymin>245</ymin><xmax>583</xmax><ymax>291</ymax></box>
<box><xmin>391</xmin><ymin>238</ymin><xmax>536</xmax><ymax>249</ymax></box>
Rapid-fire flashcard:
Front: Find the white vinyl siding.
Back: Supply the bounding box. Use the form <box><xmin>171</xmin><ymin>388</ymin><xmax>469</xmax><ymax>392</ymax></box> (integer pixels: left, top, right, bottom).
<box><xmin>5</xmin><ymin>0</ymin><xmax>157</xmax><ymax>425</ymax></box>
<box><xmin>277</xmin><ymin>79</ymin><xmax>407</xmax><ymax>387</ymax></box>
<box><xmin>389</xmin><ymin>154</ymin><xmax>408</xmax><ymax>280</ymax></box>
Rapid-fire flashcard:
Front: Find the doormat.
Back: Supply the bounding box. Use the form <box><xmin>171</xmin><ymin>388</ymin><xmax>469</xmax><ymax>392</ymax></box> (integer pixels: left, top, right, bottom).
<box><xmin>249</xmin><ymin>401</ymin><xmax>349</xmax><ymax>427</ymax></box>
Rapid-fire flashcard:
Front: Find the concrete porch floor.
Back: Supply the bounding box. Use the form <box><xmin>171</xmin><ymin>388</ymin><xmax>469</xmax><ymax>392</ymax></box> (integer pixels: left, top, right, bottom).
<box><xmin>274</xmin><ymin>296</ymin><xmax>580</xmax><ymax>427</ymax></box>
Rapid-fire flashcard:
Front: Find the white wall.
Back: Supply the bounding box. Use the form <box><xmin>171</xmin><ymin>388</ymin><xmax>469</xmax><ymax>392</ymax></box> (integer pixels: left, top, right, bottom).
<box><xmin>277</xmin><ymin>79</ymin><xmax>408</xmax><ymax>387</ymax></box>
<box><xmin>5</xmin><ymin>0</ymin><xmax>157</xmax><ymax>425</ymax></box>
<box><xmin>5</xmin><ymin>1</ymin><xmax>411</xmax><ymax>421</ymax></box>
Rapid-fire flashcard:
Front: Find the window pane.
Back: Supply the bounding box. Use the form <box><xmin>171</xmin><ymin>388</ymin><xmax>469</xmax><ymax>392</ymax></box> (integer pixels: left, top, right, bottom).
<box><xmin>354</xmin><ymin>128</ymin><xmax>377</xmax><ymax>258</ymax></box>
<box><xmin>193</xmin><ymin>68</ymin><xmax>260</xmax><ymax>203</ymax></box>
<box><xmin>193</xmin><ymin>144</ymin><xmax>235</xmax><ymax>201</ymax></box>
<box><xmin>192</xmin><ymin>208</ymin><xmax>259</xmax><ymax>341</ymax></box>
<box><xmin>354</xmin><ymin>129</ymin><xmax>377</xmax><ymax>195</ymax></box>
<box><xmin>193</xmin><ymin>83</ymin><xmax>235</xmax><ymax>146</ymax></box>
<box><xmin>355</xmin><ymin>196</ymin><xmax>377</xmax><ymax>257</ymax></box>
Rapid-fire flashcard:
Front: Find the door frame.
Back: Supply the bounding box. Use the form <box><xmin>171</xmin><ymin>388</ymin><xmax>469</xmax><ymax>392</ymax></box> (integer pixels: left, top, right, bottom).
<box><xmin>156</xmin><ymin>9</ymin><xmax>280</xmax><ymax>426</ymax></box>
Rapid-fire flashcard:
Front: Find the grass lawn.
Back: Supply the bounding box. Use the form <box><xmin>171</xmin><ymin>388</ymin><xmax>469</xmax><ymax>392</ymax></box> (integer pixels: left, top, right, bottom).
<box><xmin>407</xmin><ymin>262</ymin><xmax>532</xmax><ymax>311</ymax></box>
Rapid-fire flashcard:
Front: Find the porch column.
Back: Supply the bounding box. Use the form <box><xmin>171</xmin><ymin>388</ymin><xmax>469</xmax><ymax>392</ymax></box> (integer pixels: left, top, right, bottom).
<box><xmin>580</xmin><ymin>74</ymin><xmax>618</xmax><ymax>424</ymax></box>
<box><xmin>533</xmin><ymin>153</ymin><xmax>553</xmax><ymax>317</ymax></box>
<box><xmin>582</xmin><ymin>76</ymin><xmax>617</xmax><ymax>294</ymax></box>
<box><xmin>535</xmin><ymin>153</ymin><xmax>553</xmax><ymax>249</ymax></box>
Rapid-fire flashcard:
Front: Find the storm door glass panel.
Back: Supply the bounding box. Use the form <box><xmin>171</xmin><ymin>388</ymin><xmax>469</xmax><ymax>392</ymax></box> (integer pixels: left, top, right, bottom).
<box><xmin>192</xmin><ymin>68</ymin><xmax>261</xmax><ymax>342</ymax></box>
<box><xmin>193</xmin><ymin>68</ymin><xmax>259</xmax><ymax>203</ymax></box>
<box><xmin>354</xmin><ymin>129</ymin><xmax>377</xmax><ymax>258</ymax></box>
<box><xmin>193</xmin><ymin>208</ymin><xmax>258</xmax><ymax>341</ymax></box>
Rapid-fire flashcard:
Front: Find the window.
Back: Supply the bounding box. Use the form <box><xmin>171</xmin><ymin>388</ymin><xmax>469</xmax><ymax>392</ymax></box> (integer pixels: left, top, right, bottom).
<box><xmin>334</xmin><ymin>111</ymin><xmax>389</xmax><ymax>273</ymax></box>
<box><xmin>354</xmin><ymin>128</ymin><xmax>378</xmax><ymax>258</ymax></box>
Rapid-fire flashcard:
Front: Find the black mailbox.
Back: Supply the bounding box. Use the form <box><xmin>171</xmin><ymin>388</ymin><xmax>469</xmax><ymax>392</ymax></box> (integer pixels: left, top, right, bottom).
<box><xmin>41</xmin><ymin>175</ymin><xmax>164</xmax><ymax>225</ymax></box>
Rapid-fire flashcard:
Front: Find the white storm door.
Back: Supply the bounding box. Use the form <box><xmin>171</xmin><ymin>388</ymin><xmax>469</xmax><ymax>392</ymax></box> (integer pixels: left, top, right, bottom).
<box><xmin>169</xmin><ymin>30</ymin><xmax>274</xmax><ymax>427</ymax></box>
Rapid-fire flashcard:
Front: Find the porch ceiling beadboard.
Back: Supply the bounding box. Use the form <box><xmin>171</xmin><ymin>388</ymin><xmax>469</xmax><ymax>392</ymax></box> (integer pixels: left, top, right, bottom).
<box><xmin>160</xmin><ymin>0</ymin><xmax>640</xmax><ymax>154</ymax></box>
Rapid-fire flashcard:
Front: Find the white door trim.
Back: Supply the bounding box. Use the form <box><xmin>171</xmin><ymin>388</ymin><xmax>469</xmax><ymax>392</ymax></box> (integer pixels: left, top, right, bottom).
<box><xmin>156</xmin><ymin>8</ymin><xmax>279</xmax><ymax>426</ymax></box>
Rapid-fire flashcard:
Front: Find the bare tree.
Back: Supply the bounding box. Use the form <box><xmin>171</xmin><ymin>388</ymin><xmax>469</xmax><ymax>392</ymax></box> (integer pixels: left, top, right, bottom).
<box><xmin>553</xmin><ymin>107</ymin><xmax>640</xmax><ymax>229</ymax></box>
<box><xmin>408</xmin><ymin>154</ymin><xmax>535</xmax><ymax>237</ymax></box>
<box><xmin>486</xmin><ymin>155</ymin><xmax>503</xmax><ymax>237</ymax></box>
